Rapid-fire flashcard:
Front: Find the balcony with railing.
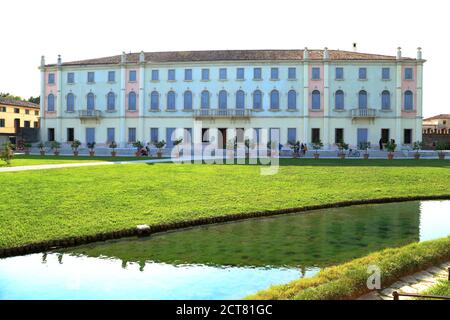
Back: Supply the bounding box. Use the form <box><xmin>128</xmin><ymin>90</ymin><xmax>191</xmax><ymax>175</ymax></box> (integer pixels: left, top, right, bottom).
<box><xmin>78</xmin><ymin>109</ymin><xmax>102</xmax><ymax>123</ymax></box>
<box><xmin>350</xmin><ymin>108</ymin><xmax>377</xmax><ymax>121</ymax></box>
<box><xmin>193</xmin><ymin>108</ymin><xmax>252</xmax><ymax>119</ymax></box>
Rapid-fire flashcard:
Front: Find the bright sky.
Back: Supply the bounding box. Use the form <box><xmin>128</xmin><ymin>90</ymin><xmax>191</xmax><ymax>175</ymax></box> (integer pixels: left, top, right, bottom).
<box><xmin>0</xmin><ymin>0</ymin><xmax>448</xmax><ymax>117</ymax></box>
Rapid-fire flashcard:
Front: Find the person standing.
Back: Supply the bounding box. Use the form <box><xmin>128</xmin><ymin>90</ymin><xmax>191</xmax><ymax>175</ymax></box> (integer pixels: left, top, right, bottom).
<box><xmin>379</xmin><ymin>138</ymin><xmax>383</xmax><ymax>150</ymax></box>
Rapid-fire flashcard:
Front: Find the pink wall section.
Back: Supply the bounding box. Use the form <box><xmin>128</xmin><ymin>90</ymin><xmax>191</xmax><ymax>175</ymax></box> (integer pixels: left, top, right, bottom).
<box><xmin>44</xmin><ymin>70</ymin><xmax>57</xmax><ymax>118</ymax></box>
<box><xmin>125</xmin><ymin>68</ymin><xmax>139</xmax><ymax>117</ymax></box>
<box><xmin>308</xmin><ymin>65</ymin><xmax>324</xmax><ymax>117</ymax></box>
<box><xmin>401</xmin><ymin>65</ymin><xmax>417</xmax><ymax>115</ymax></box>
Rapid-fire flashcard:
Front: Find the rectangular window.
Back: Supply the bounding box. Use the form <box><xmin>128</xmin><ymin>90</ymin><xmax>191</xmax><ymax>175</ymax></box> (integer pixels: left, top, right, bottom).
<box><xmin>107</xmin><ymin>128</ymin><xmax>115</xmax><ymax>143</ymax></box>
<box><xmin>381</xmin><ymin>129</ymin><xmax>390</xmax><ymax>144</ymax></box>
<box><xmin>288</xmin><ymin>67</ymin><xmax>296</xmax><ymax>80</ymax></box>
<box><xmin>0</xmin><ymin>119</ymin><xmax>5</xmax><ymax>127</ymax></box>
<box><xmin>335</xmin><ymin>128</ymin><xmax>344</xmax><ymax>144</ymax></box>
<box><xmin>108</xmin><ymin>71</ymin><xmax>115</xmax><ymax>82</ymax></box>
<box><xmin>14</xmin><ymin>108</ymin><xmax>19</xmax><ymax>114</ymax></box>
<box><xmin>405</xmin><ymin>68</ymin><xmax>413</xmax><ymax>80</ymax></box>
<box><xmin>253</xmin><ymin>68</ymin><xmax>262</xmax><ymax>80</ymax></box>
<box><xmin>48</xmin><ymin>73</ymin><xmax>55</xmax><ymax>84</ymax></box>
<box><xmin>129</xmin><ymin>70</ymin><xmax>137</xmax><ymax>82</ymax></box>
<box><xmin>201</xmin><ymin>69</ymin><xmax>209</xmax><ymax>81</ymax></box>
<box><xmin>335</xmin><ymin>67</ymin><xmax>344</xmax><ymax>80</ymax></box>
<box><xmin>86</xmin><ymin>128</ymin><xmax>95</xmax><ymax>144</ymax></box>
<box><xmin>24</xmin><ymin>120</ymin><xmax>30</xmax><ymax>128</ymax></box>
<box><xmin>67</xmin><ymin>72</ymin><xmax>75</xmax><ymax>84</ymax></box>
<box><xmin>287</xmin><ymin>128</ymin><xmax>297</xmax><ymax>143</ymax></box>
<box><xmin>168</xmin><ymin>69</ymin><xmax>176</xmax><ymax>81</ymax></box>
<box><xmin>35</xmin><ymin>110</ymin><xmax>39</xmax><ymax>116</ymax></box>
<box><xmin>150</xmin><ymin>128</ymin><xmax>159</xmax><ymax>144</ymax></box>
<box><xmin>312</xmin><ymin>67</ymin><xmax>320</xmax><ymax>80</ymax></box>
<box><xmin>270</xmin><ymin>67</ymin><xmax>279</xmax><ymax>80</ymax></box>
<box><xmin>166</xmin><ymin>128</ymin><xmax>175</xmax><ymax>147</ymax></box>
<box><xmin>237</xmin><ymin>68</ymin><xmax>245</xmax><ymax>80</ymax></box>
<box><xmin>311</xmin><ymin>128</ymin><xmax>320</xmax><ymax>143</ymax></box>
<box><xmin>67</xmin><ymin>128</ymin><xmax>74</xmax><ymax>142</ymax></box>
<box><xmin>382</xmin><ymin>68</ymin><xmax>390</xmax><ymax>80</ymax></box>
<box><xmin>0</xmin><ymin>107</ymin><xmax>6</xmax><ymax>112</ymax></box>
<box><xmin>25</xmin><ymin>109</ymin><xmax>30</xmax><ymax>115</ymax></box>
<box><xmin>219</xmin><ymin>68</ymin><xmax>227</xmax><ymax>80</ymax></box>
<box><xmin>201</xmin><ymin>128</ymin><xmax>209</xmax><ymax>143</ymax></box>
<box><xmin>359</xmin><ymin>68</ymin><xmax>367</xmax><ymax>80</ymax></box>
<box><xmin>48</xmin><ymin>128</ymin><xmax>55</xmax><ymax>142</ymax></box>
<box><xmin>151</xmin><ymin>70</ymin><xmax>159</xmax><ymax>81</ymax></box>
<box><xmin>128</xmin><ymin>127</ymin><xmax>136</xmax><ymax>143</ymax></box>
<box><xmin>185</xmin><ymin>69</ymin><xmax>192</xmax><ymax>81</ymax></box>
<box><xmin>87</xmin><ymin>72</ymin><xmax>95</xmax><ymax>83</ymax></box>
<box><xmin>34</xmin><ymin>121</ymin><xmax>39</xmax><ymax>128</ymax></box>
<box><xmin>404</xmin><ymin>129</ymin><xmax>412</xmax><ymax>144</ymax></box>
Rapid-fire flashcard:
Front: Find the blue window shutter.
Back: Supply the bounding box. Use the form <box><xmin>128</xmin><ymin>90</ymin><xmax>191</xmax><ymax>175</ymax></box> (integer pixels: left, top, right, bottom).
<box><xmin>48</xmin><ymin>73</ymin><xmax>55</xmax><ymax>84</ymax></box>
<box><xmin>404</xmin><ymin>91</ymin><xmax>413</xmax><ymax>110</ymax></box>
<box><xmin>288</xmin><ymin>68</ymin><xmax>296</xmax><ymax>80</ymax></box>
<box><xmin>67</xmin><ymin>93</ymin><xmax>74</xmax><ymax>111</ymax></box>
<box><xmin>382</xmin><ymin>91</ymin><xmax>391</xmax><ymax>109</ymax></box>
<box><xmin>219</xmin><ymin>68</ymin><xmax>227</xmax><ymax>80</ymax></box>
<box><xmin>236</xmin><ymin>90</ymin><xmax>245</xmax><ymax>109</ymax></box>
<box><xmin>358</xmin><ymin>91</ymin><xmax>367</xmax><ymax>109</ymax></box>
<box><xmin>288</xmin><ymin>128</ymin><xmax>296</xmax><ymax>143</ymax></box>
<box><xmin>107</xmin><ymin>128</ymin><xmax>115</xmax><ymax>142</ymax></box>
<box><xmin>357</xmin><ymin>128</ymin><xmax>368</xmax><ymax>146</ymax></box>
<box><xmin>167</xmin><ymin>91</ymin><xmax>175</xmax><ymax>109</ymax></box>
<box><xmin>129</xmin><ymin>70</ymin><xmax>137</xmax><ymax>82</ymax></box>
<box><xmin>335</xmin><ymin>90</ymin><xmax>344</xmax><ymax>109</ymax></box>
<box><xmin>87</xmin><ymin>93</ymin><xmax>94</xmax><ymax>110</ymax></box>
<box><xmin>150</xmin><ymin>128</ymin><xmax>159</xmax><ymax>143</ymax></box>
<box><xmin>312</xmin><ymin>90</ymin><xmax>321</xmax><ymax>109</ymax></box>
<box><xmin>270</xmin><ymin>90</ymin><xmax>279</xmax><ymax>109</ymax></box>
<box><xmin>202</xmin><ymin>69</ymin><xmax>209</xmax><ymax>80</ymax></box>
<box><xmin>107</xmin><ymin>92</ymin><xmax>115</xmax><ymax>110</ymax></box>
<box><xmin>128</xmin><ymin>92</ymin><xmax>137</xmax><ymax>110</ymax></box>
<box><xmin>405</xmin><ymin>68</ymin><xmax>413</xmax><ymax>80</ymax></box>
<box><xmin>166</xmin><ymin>128</ymin><xmax>175</xmax><ymax>147</ymax></box>
<box><xmin>151</xmin><ymin>91</ymin><xmax>159</xmax><ymax>110</ymax></box>
<box><xmin>201</xmin><ymin>90</ymin><xmax>210</xmax><ymax>108</ymax></box>
<box><xmin>271</xmin><ymin>68</ymin><xmax>278</xmax><ymax>79</ymax></box>
<box><xmin>219</xmin><ymin>90</ymin><xmax>227</xmax><ymax>109</ymax></box>
<box><xmin>128</xmin><ymin>128</ymin><xmax>136</xmax><ymax>142</ymax></box>
<box><xmin>288</xmin><ymin>90</ymin><xmax>296</xmax><ymax>109</ymax></box>
<box><xmin>312</xmin><ymin>68</ymin><xmax>320</xmax><ymax>80</ymax></box>
<box><xmin>168</xmin><ymin>69</ymin><xmax>175</xmax><ymax>81</ymax></box>
<box><xmin>184</xmin><ymin>91</ymin><xmax>192</xmax><ymax>109</ymax></box>
<box><xmin>359</xmin><ymin>68</ymin><xmax>367</xmax><ymax>80</ymax></box>
<box><xmin>237</xmin><ymin>68</ymin><xmax>244</xmax><ymax>80</ymax></box>
<box><xmin>382</xmin><ymin>68</ymin><xmax>390</xmax><ymax>80</ymax></box>
<box><xmin>67</xmin><ymin>73</ymin><xmax>74</xmax><ymax>83</ymax></box>
<box><xmin>88</xmin><ymin>72</ymin><xmax>95</xmax><ymax>83</ymax></box>
<box><xmin>86</xmin><ymin>128</ymin><xmax>95</xmax><ymax>144</ymax></box>
<box><xmin>254</xmin><ymin>68</ymin><xmax>261</xmax><ymax>79</ymax></box>
<box><xmin>253</xmin><ymin>90</ymin><xmax>262</xmax><ymax>109</ymax></box>
<box><xmin>185</xmin><ymin>69</ymin><xmax>192</xmax><ymax>81</ymax></box>
<box><xmin>336</xmin><ymin>67</ymin><xmax>344</xmax><ymax>80</ymax></box>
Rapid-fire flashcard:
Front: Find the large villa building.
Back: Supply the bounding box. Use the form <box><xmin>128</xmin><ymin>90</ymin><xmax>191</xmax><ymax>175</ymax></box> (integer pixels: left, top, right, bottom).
<box><xmin>39</xmin><ymin>47</ymin><xmax>424</xmax><ymax>149</ymax></box>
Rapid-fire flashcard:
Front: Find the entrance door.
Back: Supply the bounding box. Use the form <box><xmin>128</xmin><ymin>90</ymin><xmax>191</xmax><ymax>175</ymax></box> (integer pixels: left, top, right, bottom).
<box><xmin>218</xmin><ymin>128</ymin><xmax>227</xmax><ymax>149</ymax></box>
<box><xmin>357</xmin><ymin>128</ymin><xmax>368</xmax><ymax>148</ymax></box>
<box><xmin>381</xmin><ymin>129</ymin><xmax>389</xmax><ymax>144</ymax></box>
<box><xmin>86</xmin><ymin>128</ymin><xmax>95</xmax><ymax>144</ymax></box>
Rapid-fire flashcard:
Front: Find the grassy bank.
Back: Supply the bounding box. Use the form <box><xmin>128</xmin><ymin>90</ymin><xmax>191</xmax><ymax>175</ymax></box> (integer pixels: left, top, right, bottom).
<box><xmin>247</xmin><ymin>236</ymin><xmax>450</xmax><ymax>300</ymax></box>
<box><xmin>0</xmin><ymin>159</ymin><xmax>449</xmax><ymax>249</ymax></box>
<box><xmin>420</xmin><ymin>280</ymin><xmax>450</xmax><ymax>298</ymax></box>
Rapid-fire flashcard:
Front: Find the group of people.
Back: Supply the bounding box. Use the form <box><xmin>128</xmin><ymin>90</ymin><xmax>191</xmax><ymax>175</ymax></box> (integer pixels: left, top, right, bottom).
<box><xmin>137</xmin><ymin>143</ymin><xmax>151</xmax><ymax>156</ymax></box>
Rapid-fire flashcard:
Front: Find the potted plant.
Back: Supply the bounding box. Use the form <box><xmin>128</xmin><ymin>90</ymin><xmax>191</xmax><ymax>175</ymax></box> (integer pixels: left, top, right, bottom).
<box><xmin>312</xmin><ymin>140</ymin><xmax>323</xmax><ymax>159</ymax></box>
<box><xmin>50</xmin><ymin>141</ymin><xmax>61</xmax><ymax>156</ymax></box>
<box><xmin>386</xmin><ymin>140</ymin><xmax>397</xmax><ymax>160</ymax></box>
<box><xmin>289</xmin><ymin>141</ymin><xmax>300</xmax><ymax>158</ymax></box>
<box><xmin>435</xmin><ymin>141</ymin><xmax>448</xmax><ymax>160</ymax></box>
<box><xmin>1</xmin><ymin>142</ymin><xmax>14</xmax><ymax>165</ymax></box>
<box><xmin>132</xmin><ymin>141</ymin><xmax>144</xmax><ymax>156</ymax></box>
<box><xmin>24</xmin><ymin>142</ymin><xmax>32</xmax><ymax>155</ymax></box>
<box><xmin>359</xmin><ymin>141</ymin><xmax>371</xmax><ymax>159</ymax></box>
<box><xmin>37</xmin><ymin>142</ymin><xmax>45</xmax><ymax>156</ymax></box>
<box><xmin>71</xmin><ymin>140</ymin><xmax>81</xmax><ymax>156</ymax></box>
<box><xmin>226</xmin><ymin>139</ymin><xmax>235</xmax><ymax>159</ymax></box>
<box><xmin>109</xmin><ymin>141</ymin><xmax>118</xmax><ymax>157</ymax></box>
<box><xmin>155</xmin><ymin>140</ymin><xmax>166</xmax><ymax>158</ymax></box>
<box><xmin>412</xmin><ymin>141</ymin><xmax>423</xmax><ymax>160</ymax></box>
<box><xmin>172</xmin><ymin>138</ymin><xmax>183</xmax><ymax>158</ymax></box>
<box><xmin>87</xmin><ymin>141</ymin><xmax>96</xmax><ymax>157</ymax></box>
<box><xmin>336</xmin><ymin>141</ymin><xmax>349</xmax><ymax>159</ymax></box>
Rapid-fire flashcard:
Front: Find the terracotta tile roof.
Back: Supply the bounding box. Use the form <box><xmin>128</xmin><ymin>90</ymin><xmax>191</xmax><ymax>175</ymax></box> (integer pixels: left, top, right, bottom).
<box><xmin>423</xmin><ymin>114</ymin><xmax>450</xmax><ymax>121</ymax></box>
<box><xmin>0</xmin><ymin>98</ymin><xmax>40</xmax><ymax>109</ymax></box>
<box><xmin>46</xmin><ymin>49</ymin><xmax>415</xmax><ymax>67</ymax></box>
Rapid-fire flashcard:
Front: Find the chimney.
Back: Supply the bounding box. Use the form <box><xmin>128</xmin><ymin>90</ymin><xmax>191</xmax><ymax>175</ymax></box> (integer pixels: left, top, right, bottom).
<box><xmin>57</xmin><ymin>55</ymin><xmax>62</xmax><ymax>66</ymax></box>
<box><xmin>397</xmin><ymin>47</ymin><xmax>402</xmax><ymax>60</ymax></box>
<box><xmin>121</xmin><ymin>51</ymin><xmax>127</xmax><ymax>64</ymax></box>
<box><xmin>303</xmin><ymin>47</ymin><xmax>309</xmax><ymax>60</ymax></box>
<box><xmin>323</xmin><ymin>47</ymin><xmax>330</xmax><ymax>60</ymax></box>
<box><xmin>353</xmin><ymin>43</ymin><xmax>357</xmax><ymax>52</ymax></box>
<box><xmin>417</xmin><ymin>47</ymin><xmax>422</xmax><ymax>60</ymax></box>
<box><xmin>40</xmin><ymin>55</ymin><xmax>45</xmax><ymax>68</ymax></box>
<box><xmin>139</xmin><ymin>51</ymin><xmax>145</xmax><ymax>63</ymax></box>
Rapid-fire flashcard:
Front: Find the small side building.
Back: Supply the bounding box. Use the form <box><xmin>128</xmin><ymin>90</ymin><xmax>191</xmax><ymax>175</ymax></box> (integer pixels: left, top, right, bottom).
<box><xmin>422</xmin><ymin>114</ymin><xmax>450</xmax><ymax>149</ymax></box>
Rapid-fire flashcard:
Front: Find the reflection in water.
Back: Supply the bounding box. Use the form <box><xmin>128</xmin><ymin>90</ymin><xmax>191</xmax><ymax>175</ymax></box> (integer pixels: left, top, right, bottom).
<box><xmin>0</xmin><ymin>201</ymin><xmax>449</xmax><ymax>300</ymax></box>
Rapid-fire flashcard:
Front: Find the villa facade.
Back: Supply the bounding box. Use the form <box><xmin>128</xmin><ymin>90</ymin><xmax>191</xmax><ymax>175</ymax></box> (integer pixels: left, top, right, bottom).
<box><xmin>39</xmin><ymin>48</ymin><xmax>424</xmax><ymax>149</ymax></box>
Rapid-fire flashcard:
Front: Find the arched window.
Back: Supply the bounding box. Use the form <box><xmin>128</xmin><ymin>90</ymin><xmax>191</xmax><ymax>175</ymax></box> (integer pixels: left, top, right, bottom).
<box><xmin>66</xmin><ymin>93</ymin><xmax>74</xmax><ymax>112</ymax></box>
<box><xmin>358</xmin><ymin>90</ymin><xmax>367</xmax><ymax>109</ymax></box>
<box><xmin>87</xmin><ymin>93</ymin><xmax>95</xmax><ymax>110</ymax></box>
<box><xmin>236</xmin><ymin>90</ymin><xmax>245</xmax><ymax>109</ymax></box>
<box><xmin>312</xmin><ymin>90</ymin><xmax>321</xmax><ymax>110</ymax></box>
<box><xmin>201</xmin><ymin>90</ymin><xmax>210</xmax><ymax>109</ymax></box>
<box><xmin>335</xmin><ymin>90</ymin><xmax>344</xmax><ymax>110</ymax></box>
<box><xmin>47</xmin><ymin>94</ymin><xmax>55</xmax><ymax>112</ymax></box>
<box><xmin>107</xmin><ymin>92</ymin><xmax>115</xmax><ymax>111</ymax></box>
<box><xmin>128</xmin><ymin>91</ymin><xmax>137</xmax><ymax>111</ymax></box>
<box><xmin>151</xmin><ymin>91</ymin><xmax>159</xmax><ymax>110</ymax></box>
<box><xmin>219</xmin><ymin>90</ymin><xmax>227</xmax><ymax>109</ymax></box>
<box><xmin>270</xmin><ymin>90</ymin><xmax>279</xmax><ymax>109</ymax></box>
<box><xmin>253</xmin><ymin>90</ymin><xmax>262</xmax><ymax>109</ymax></box>
<box><xmin>404</xmin><ymin>90</ymin><xmax>413</xmax><ymax>110</ymax></box>
<box><xmin>184</xmin><ymin>90</ymin><xmax>192</xmax><ymax>110</ymax></box>
<box><xmin>381</xmin><ymin>90</ymin><xmax>391</xmax><ymax>110</ymax></box>
<box><xmin>167</xmin><ymin>91</ymin><xmax>176</xmax><ymax>110</ymax></box>
<box><xmin>288</xmin><ymin>90</ymin><xmax>297</xmax><ymax>110</ymax></box>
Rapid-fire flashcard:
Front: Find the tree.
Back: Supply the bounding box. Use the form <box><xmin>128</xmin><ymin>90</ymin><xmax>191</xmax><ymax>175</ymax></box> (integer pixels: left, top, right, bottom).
<box><xmin>0</xmin><ymin>92</ymin><xmax>22</xmax><ymax>100</ymax></box>
<box><xmin>28</xmin><ymin>96</ymin><xmax>40</xmax><ymax>104</ymax></box>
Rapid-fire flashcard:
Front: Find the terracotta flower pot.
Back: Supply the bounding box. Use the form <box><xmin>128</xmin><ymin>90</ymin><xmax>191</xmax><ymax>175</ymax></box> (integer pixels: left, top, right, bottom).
<box><xmin>73</xmin><ymin>151</ymin><xmax>79</xmax><ymax>157</ymax></box>
<box><xmin>388</xmin><ymin>153</ymin><xmax>394</xmax><ymax>160</ymax></box>
<box><xmin>40</xmin><ymin>151</ymin><xmax>45</xmax><ymax>156</ymax></box>
<box><xmin>89</xmin><ymin>151</ymin><xmax>95</xmax><ymax>157</ymax></box>
<box><xmin>135</xmin><ymin>151</ymin><xmax>140</xmax><ymax>157</ymax></box>
<box><xmin>438</xmin><ymin>153</ymin><xmax>445</xmax><ymax>160</ymax></box>
<box><xmin>414</xmin><ymin>153</ymin><xmax>420</xmax><ymax>160</ymax></box>
<box><xmin>364</xmin><ymin>153</ymin><xmax>369</xmax><ymax>160</ymax></box>
<box><xmin>157</xmin><ymin>151</ymin><xmax>162</xmax><ymax>158</ymax></box>
<box><xmin>314</xmin><ymin>153</ymin><xmax>320</xmax><ymax>159</ymax></box>
<box><xmin>111</xmin><ymin>151</ymin><xmax>117</xmax><ymax>157</ymax></box>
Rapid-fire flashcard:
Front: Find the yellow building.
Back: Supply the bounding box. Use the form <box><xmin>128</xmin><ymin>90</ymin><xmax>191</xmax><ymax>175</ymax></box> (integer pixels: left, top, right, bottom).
<box><xmin>0</xmin><ymin>98</ymin><xmax>40</xmax><ymax>144</ymax></box>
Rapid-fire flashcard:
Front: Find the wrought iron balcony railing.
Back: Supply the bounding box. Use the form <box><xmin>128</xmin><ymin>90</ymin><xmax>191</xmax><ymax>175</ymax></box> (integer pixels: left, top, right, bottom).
<box><xmin>78</xmin><ymin>110</ymin><xmax>102</xmax><ymax>118</ymax></box>
<box><xmin>193</xmin><ymin>108</ymin><xmax>252</xmax><ymax>119</ymax></box>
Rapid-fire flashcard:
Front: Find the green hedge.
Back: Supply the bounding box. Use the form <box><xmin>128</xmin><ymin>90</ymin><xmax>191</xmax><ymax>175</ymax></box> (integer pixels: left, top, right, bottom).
<box><xmin>247</xmin><ymin>236</ymin><xmax>450</xmax><ymax>300</ymax></box>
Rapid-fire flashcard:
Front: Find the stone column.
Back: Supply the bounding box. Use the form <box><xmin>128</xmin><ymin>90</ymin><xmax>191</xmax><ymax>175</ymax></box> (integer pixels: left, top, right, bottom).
<box><xmin>395</xmin><ymin>47</ymin><xmax>402</xmax><ymax>144</ymax></box>
<box><xmin>138</xmin><ymin>51</ymin><xmax>145</xmax><ymax>143</ymax></box>
<box><xmin>39</xmin><ymin>56</ymin><xmax>46</xmax><ymax>141</ymax></box>
<box><xmin>416</xmin><ymin>48</ymin><xmax>424</xmax><ymax>142</ymax></box>
<box><xmin>56</xmin><ymin>55</ymin><xmax>63</xmax><ymax>143</ymax></box>
<box><xmin>303</xmin><ymin>48</ymin><xmax>309</xmax><ymax>144</ymax></box>
<box><xmin>119</xmin><ymin>52</ymin><xmax>126</xmax><ymax>147</ymax></box>
<box><xmin>323</xmin><ymin>48</ymin><xmax>330</xmax><ymax>148</ymax></box>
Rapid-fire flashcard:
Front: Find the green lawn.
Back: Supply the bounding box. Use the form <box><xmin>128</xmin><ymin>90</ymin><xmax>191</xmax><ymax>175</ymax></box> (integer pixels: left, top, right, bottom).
<box><xmin>0</xmin><ymin>154</ymin><xmax>161</xmax><ymax>167</ymax></box>
<box><xmin>0</xmin><ymin>159</ymin><xmax>449</xmax><ymax>249</ymax></box>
